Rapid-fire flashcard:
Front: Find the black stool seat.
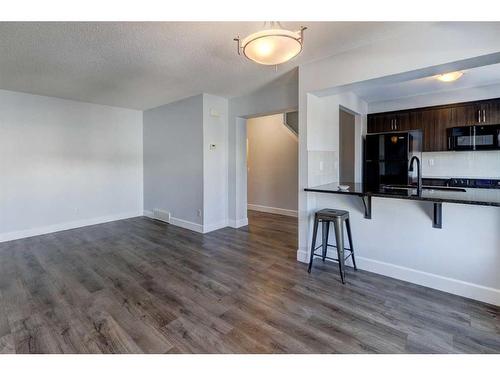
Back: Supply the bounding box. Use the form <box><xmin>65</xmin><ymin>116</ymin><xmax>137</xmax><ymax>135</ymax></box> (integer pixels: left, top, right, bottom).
<box><xmin>307</xmin><ymin>208</ymin><xmax>357</xmax><ymax>283</ymax></box>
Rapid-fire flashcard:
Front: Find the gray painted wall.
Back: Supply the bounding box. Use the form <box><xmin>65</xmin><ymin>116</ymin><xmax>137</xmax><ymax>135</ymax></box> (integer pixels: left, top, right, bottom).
<box><xmin>0</xmin><ymin>89</ymin><xmax>143</xmax><ymax>241</ymax></box>
<box><xmin>143</xmin><ymin>95</ymin><xmax>204</xmax><ymax>225</ymax></box>
<box><xmin>203</xmin><ymin>94</ymin><xmax>229</xmax><ymax>230</ymax></box>
<box><xmin>247</xmin><ymin>114</ymin><xmax>298</xmax><ymax>212</ymax></box>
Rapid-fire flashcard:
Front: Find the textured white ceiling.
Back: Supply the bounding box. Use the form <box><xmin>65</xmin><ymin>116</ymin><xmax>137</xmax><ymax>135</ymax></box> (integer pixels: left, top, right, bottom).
<box><xmin>0</xmin><ymin>22</ymin><xmax>426</xmax><ymax>109</ymax></box>
<box><xmin>354</xmin><ymin>62</ymin><xmax>500</xmax><ymax>103</ymax></box>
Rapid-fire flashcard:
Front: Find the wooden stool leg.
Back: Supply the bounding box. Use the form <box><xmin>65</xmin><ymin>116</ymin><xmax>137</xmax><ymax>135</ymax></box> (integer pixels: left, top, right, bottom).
<box><xmin>333</xmin><ymin>218</ymin><xmax>345</xmax><ymax>283</ymax></box>
<box><xmin>308</xmin><ymin>215</ymin><xmax>319</xmax><ymax>273</ymax></box>
<box><xmin>321</xmin><ymin>220</ymin><xmax>330</xmax><ymax>262</ymax></box>
<box><xmin>345</xmin><ymin>217</ymin><xmax>357</xmax><ymax>271</ymax></box>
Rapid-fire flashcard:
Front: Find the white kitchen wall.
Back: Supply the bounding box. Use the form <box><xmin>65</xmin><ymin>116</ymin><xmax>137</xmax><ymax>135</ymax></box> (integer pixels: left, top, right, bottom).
<box><xmin>0</xmin><ymin>89</ymin><xmax>143</xmax><ymax>242</ymax></box>
<box><xmin>307</xmin><ymin>92</ymin><xmax>367</xmax><ymax>186</ymax></box>
<box><xmin>203</xmin><ymin>94</ymin><xmax>229</xmax><ymax>232</ymax></box>
<box><xmin>247</xmin><ymin>113</ymin><xmax>298</xmax><ymax>215</ymax></box>
<box><xmin>143</xmin><ymin>94</ymin><xmax>204</xmax><ymax>230</ymax></box>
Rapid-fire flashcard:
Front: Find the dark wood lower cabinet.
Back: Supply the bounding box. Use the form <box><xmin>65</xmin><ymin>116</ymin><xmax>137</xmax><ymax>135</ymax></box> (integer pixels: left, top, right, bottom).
<box><xmin>367</xmin><ymin>98</ymin><xmax>500</xmax><ymax>152</ymax></box>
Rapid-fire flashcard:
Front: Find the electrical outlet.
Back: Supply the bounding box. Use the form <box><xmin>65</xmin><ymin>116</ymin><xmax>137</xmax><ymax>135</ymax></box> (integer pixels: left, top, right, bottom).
<box><xmin>428</xmin><ymin>158</ymin><xmax>434</xmax><ymax>167</ymax></box>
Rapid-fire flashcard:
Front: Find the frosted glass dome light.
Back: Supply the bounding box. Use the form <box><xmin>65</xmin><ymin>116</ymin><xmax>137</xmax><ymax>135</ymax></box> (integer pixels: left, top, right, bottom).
<box><xmin>234</xmin><ymin>27</ymin><xmax>306</xmax><ymax>66</ymax></box>
<box><xmin>436</xmin><ymin>71</ymin><xmax>464</xmax><ymax>82</ymax></box>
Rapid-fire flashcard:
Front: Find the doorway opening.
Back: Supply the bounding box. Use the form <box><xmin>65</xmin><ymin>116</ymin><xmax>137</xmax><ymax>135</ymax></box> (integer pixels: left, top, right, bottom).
<box><xmin>339</xmin><ymin>108</ymin><xmax>356</xmax><ymax>183</ymax></box>
<box><xmin>245</xmin><ymin>111</ymin><xmax>298</xmax><ymax>250</ymax></box>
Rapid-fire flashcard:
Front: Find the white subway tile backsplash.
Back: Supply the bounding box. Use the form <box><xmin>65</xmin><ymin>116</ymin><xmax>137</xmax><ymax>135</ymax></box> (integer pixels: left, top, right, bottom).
<box><xmin>308</xmin><ymin>150</ymin><xmax>338</xmax><ymax>186</ymax></box>
<box><xmin>422</xmin><ymin>151</ymin><xmax>500</xmax><ymax>179</ymax></box>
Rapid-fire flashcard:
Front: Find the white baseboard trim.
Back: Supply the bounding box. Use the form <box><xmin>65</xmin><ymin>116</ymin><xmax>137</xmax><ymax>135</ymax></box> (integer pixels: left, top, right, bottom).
<box><xmin>144</xmin><ymin>211</ymin><xmax>230</xmax><ymax>234</ymax></box>
<box><xmin>297</xmin><ymin>248</ymin><xmax>500</xmax><ymax>306</ymax></box>
<box><xmin>0</xmin><ymin>211</ymin><xmax>143</xmax><ymax>243</ymax></box>
<box><xmin>143</xmin><ymin>210</ymin><xmax>155</xmax><ymax>219</ymax></box>
<box><xmin>358</xmin><ymin>256</ymin><xmax>500</xmax><ymax>306</ymax></box>
<box><xmin>297</xmin><ymin>248</ymin><xmax>308</xmax><ymax>263</ymax></box>
<box><xmin>169</xmin><ymin>217</ymin><xmax>204</xmax><ymax>233</ymax></box>
<box><xmin>248</xmin><ymin>204</ymin><xmax>298</xmax><ymax>217</ymax></box>
<box><xmin>144</xmin><ymin>210</ymin><xmax>204</xmax><ymax>233</ymax></box>
<box><xmin>227</xmin><ymin>218</ymin><xmax>248</xmax><ymax>228</ymax></box>
<box><xmin>203</xmin><ymin>220</ymin><xmax>228</xmax><ymax>234</ymax></box>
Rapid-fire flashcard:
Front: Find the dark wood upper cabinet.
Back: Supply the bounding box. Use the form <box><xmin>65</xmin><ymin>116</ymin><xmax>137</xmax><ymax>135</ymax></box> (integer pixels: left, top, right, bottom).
<box><xmin>367</xmin><ymin>112</ymin><xmax>410</xmax><ymax>133</ymax></box>
<box><xmin>479</xmin><ymin>100</ymin><xmax>500</xmax><ymax>125</ymax></box>
<box><xmin>367</xmin><ymin>97</ymin><xmax>500</xmax><ymax>151</ymax></box>
<box><xmin>451</xmin><ymin>104</ymin><xmax>473</xmax><ymax>127</ymax></box>
<box><xmin>431</xmin><ymin>107</ymin><xmax>454</xmax><ymax>152</ymax></box>
<box><xmin>394</xmin><ymin>112</ymin><xmax>410</xmax><ymax>131</ymax></box>
<box><xmin>367</xmin><ymin>113</ymin><xmax>390</xmax><ymax>133</ymax></box>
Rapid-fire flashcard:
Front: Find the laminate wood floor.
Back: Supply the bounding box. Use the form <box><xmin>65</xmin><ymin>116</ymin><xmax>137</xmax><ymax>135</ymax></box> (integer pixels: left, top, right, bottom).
<box><xmin>0</xmin><ymin>210</ymin><xmax>499</xmax><ymax>353</ymax></box>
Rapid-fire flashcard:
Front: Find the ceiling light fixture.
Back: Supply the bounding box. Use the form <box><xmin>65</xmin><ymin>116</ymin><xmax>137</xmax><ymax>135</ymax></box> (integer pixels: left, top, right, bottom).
<box><xmin>234</xmin><ymin>25</ymin><xmax>307</xmax><ymax>66</ymax></box>
<box><xmin>436</xmin><ymin>71</ymin><xmax>464</xmax><ymax>82</ymax></box>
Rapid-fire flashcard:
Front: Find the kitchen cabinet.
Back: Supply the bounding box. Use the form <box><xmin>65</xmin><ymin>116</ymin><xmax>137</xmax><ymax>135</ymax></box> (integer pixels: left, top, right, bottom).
<box><xmin>477</xmin><ymin>100</ymin><xmax>500</xmax><ymax>125</ymax></box>
<box><xmin>367</xmin><ymin>113</ymin><xmax>385</xmax><ymax>133</ymax></box>
<box><xmin>451</xmin><ymin>104</ymin><xmax>475</xmax><ymax>127</ymax></box>
<box><xmin>394</xmin><ymin>112</ymin><xmax>410</xmax><ymax>131</ymax></box>
<box><xmin>429</xmin><ymin>107</ymin><xmax>454</xmax><ymax>152</ymax></box>
<box><xmin>367</xmin><ymin>112</ymin><xmax>410</xmax><ymax>133</ymax></box>
<box><xmin>367</xmin><ymin>97</ymin><xmax>500</xmax><ymax>151</ymax></box>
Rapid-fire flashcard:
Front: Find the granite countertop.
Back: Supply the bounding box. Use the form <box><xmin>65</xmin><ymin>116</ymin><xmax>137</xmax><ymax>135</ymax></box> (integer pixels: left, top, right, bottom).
<box><xmin>304</xmin><ymin>182</ymin><xmax>500</xmax><ymax>207</ymax></box>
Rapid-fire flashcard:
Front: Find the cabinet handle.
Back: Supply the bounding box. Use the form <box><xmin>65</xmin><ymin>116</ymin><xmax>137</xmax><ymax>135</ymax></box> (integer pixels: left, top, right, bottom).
<box><xmin>395</xmin><ymin>119</ymin><xmax>397</xmax><ymax>130</ymax></box>
<box><xmin>448</xmin><ymin>137</ymin><xmax>451</xmax><ymax>150</ymax></box>
<box><xmin>483</xmin><ymin>109</ymin><xmax>486</xmax><ymax>123</ymax></box>
<box><xmin>478</xmin><ymin>109</ymin><xmax>481</xmax><ymax>123</ymax></box>
<box><xmin>472</xmin><ymin>126</ymin><xmax>476</xmax><ymax>150</ymax></box>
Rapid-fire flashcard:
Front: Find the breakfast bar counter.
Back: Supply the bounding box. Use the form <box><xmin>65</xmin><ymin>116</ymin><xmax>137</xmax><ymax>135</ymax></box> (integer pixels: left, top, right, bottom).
<box><xmin>304</xmin><ymin>182</ymin><xmax>500</xmax><ymax>228</ymax></box>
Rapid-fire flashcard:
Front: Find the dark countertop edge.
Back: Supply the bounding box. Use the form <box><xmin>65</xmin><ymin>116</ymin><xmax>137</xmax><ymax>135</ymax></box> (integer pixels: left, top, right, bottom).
<box><xmin>304</xmin><ymin>188</ymin><xmax>500</xmax><ymax>207</ymax></box>
<box><xmin>304</xmin><ymin>187</ymin><xmax>365</xmax><ymax>196</ymax></box>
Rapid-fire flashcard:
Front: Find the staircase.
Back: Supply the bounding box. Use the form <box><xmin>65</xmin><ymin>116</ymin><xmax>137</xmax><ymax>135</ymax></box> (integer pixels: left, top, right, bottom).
<box><xmin>283</xmin><ymin>111</ymin><xmax>298</xmax><ymax>136</ymax></box>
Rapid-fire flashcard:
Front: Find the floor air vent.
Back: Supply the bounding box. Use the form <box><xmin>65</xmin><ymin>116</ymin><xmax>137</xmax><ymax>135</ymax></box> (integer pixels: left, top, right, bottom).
<box><xmin>152</xmin><ymin>209</ymin><xmax>170</xmax><ymax>223</ymax></box>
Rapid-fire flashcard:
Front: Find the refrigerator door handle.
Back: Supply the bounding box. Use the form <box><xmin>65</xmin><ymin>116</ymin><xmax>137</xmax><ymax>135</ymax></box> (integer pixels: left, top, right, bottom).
<box><xmin>472</xmin><ymin>126</ymin><xmax>476</xmax><ymax>150</ymax></box>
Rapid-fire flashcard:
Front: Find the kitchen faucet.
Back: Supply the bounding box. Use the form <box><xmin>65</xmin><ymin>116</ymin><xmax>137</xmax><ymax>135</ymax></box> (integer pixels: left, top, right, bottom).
<box><xmin>409</xmin><ymin>156</ymin><xmax>422</xmax><ymax>196</ymax></box>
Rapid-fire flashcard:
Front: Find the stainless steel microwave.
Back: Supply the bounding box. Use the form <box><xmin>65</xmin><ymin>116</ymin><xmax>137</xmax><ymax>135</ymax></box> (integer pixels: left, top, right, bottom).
<box><xmin>448</xmin><ymin>125</ymin><xmax>500</xmax><ymax>151</ymax></box>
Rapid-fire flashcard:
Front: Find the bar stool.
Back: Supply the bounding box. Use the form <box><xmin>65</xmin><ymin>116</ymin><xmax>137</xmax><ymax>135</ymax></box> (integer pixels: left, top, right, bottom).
<box><xmin>307</xmin><ymin>208</ymin><xmax>357</xmax><ymax>283</ymax></box>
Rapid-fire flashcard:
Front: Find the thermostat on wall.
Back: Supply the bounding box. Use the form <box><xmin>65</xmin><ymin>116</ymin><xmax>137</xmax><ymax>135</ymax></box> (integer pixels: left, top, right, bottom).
<box><xmin>210</xmin><ymin>109</ymin><xmax>220</xmax><ymax>117</ymax></box>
